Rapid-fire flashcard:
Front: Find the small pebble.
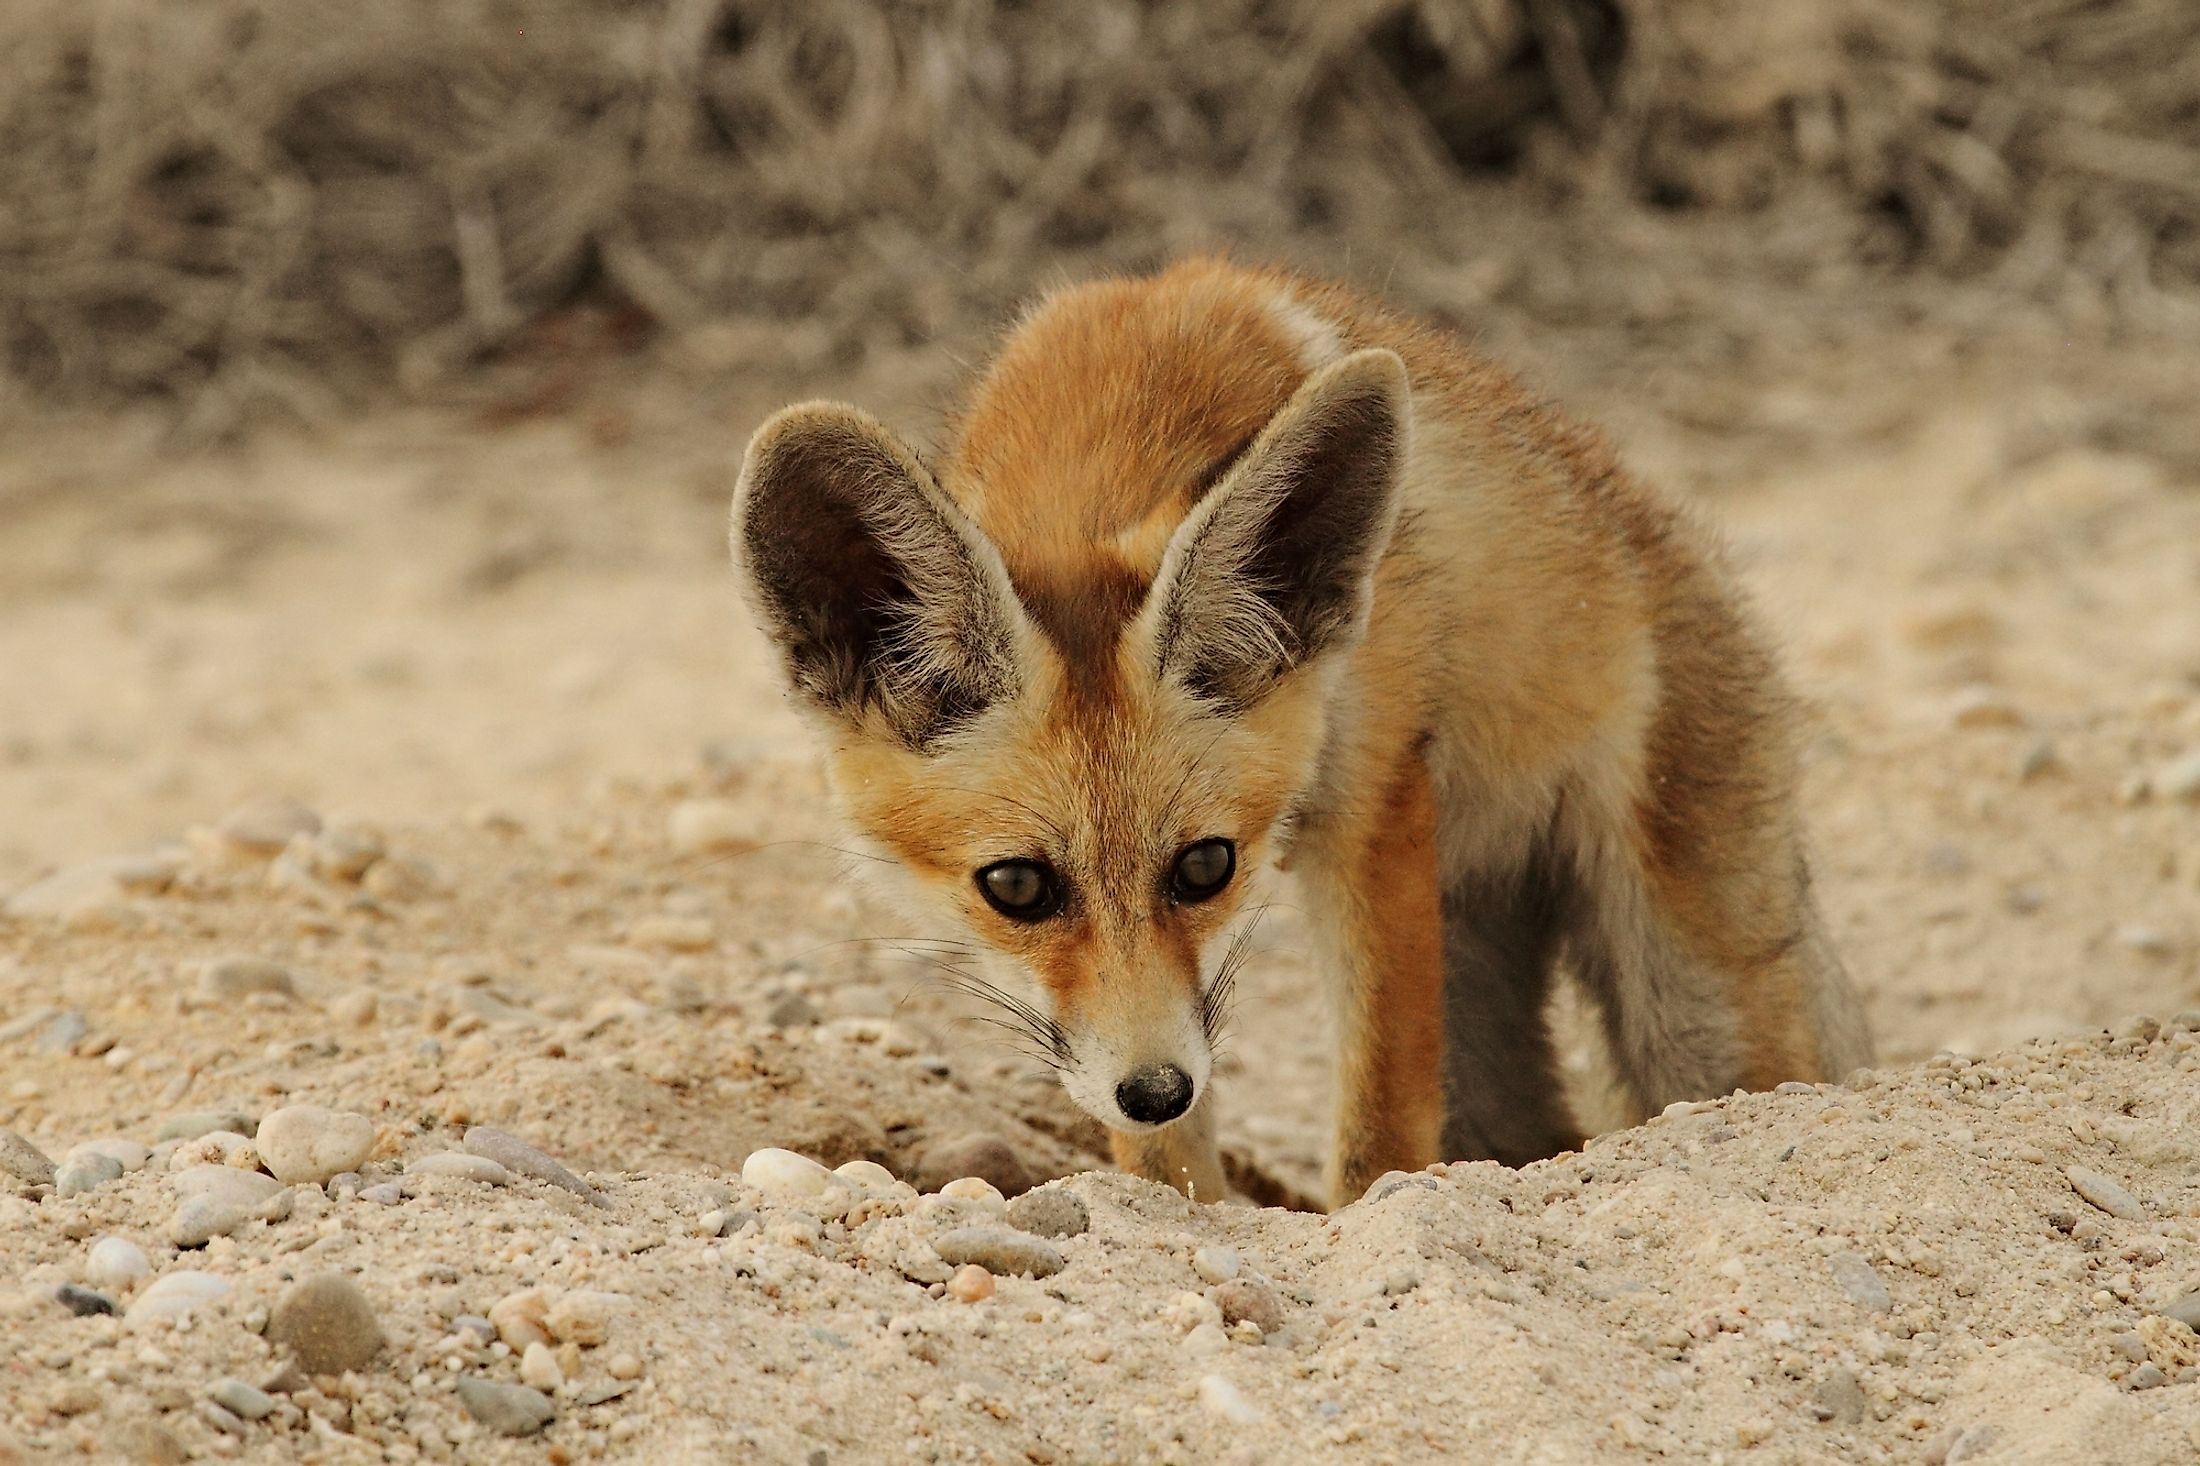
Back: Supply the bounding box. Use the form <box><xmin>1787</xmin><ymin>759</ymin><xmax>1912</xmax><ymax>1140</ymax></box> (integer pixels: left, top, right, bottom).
<box><xmin>741</xmin><ymin>1147</ymin><xmax>852</xmax><ymax>1213</ymax></box>
<box><xmin>87</xmin><ymin>1236</ymin><xmax>151</xmax><ymax>1290</ymax></box>
<box><xmin>490</xmin><ymin>1288</ymin><xmax>554</xmax><ymax>1350</ymax></box>
<box><xmin>946</xmin><ymin>1265</ymin><xmax>995</xmax><ymax>1303</ymax></box>
<box><xmin>2113</xmin><ymin>1332</ymin><xmax>2151</xmax><ymax>1362</ymax></box>
<box><xmin>932</xmin><ymin>1227</ymin><xmax>1065</xmax><ymax>1279</ymax></box>
<box><xmin>0</xmin><ymin>1128</ymin><xmax>56</xmax><ymax>1186</ymax></box>
<box><xmin>328</xmin><ymin>989</ymin><xmax>379</xmax><ymax>1027</ymax></box>
<box><xmin>1210</xmin><ymin>1278</ymin><xmax>1284</xmax><ymax>1335</ymax></box>
<box><xmin>765</xmin><ymin>992</ymin><xmax>820</xmax><ymax>1028</ymax></box>
<box><xmin>407</xmin><ymin>1152</ymin><xmax>512</xmax><ymax>1186</ymax></box>
<box><xmin>1827</xmin><ymin>1253</ymin><xmax>1893</xmax><ymax>1313</ymax></box>
<box><xmin>126</xmin><ymin>1271</ymin><xmax>233</xmax><ymax>1324</ymax></box>
<box><xmin>2130</xmin><ymin>1362</ymin><xmax>2168</xmax><ymax>1390</ymax></box>
<box><xmin>171</xmin><ymin>1195</ymin><xmax>255</xmax><ymax>1248</ymax></box>
<box><xmin>54</xmin><ymin>1152</ymin><xmax>125</xmax><ymax>1198</ymax></box>
<box><xmin>359</xmin><ymin>1182</ymin><xmax>405</xmax><ymax>1206</ymax></box>
<box><xmin>915</xmin><ymin>1134</ymin><xmax>1033</xmax><ymax>1198</ymax></box>
<box><xmin>209</xmin><ymin>1379</ymin><xmax>275</xmax><ymax>1421</ymax></box>
<box><xmin>1811</xmin><ymin>1368</ymin><xmax>1865</xmax><ymax>1425</ymax></box>
<box><xmin>519</xmin><ymin>1341</ymin><xmax>564</xmax><ymax>1391</ymax></box>
<box><xmin>2066</xmin><ymin>1166</ymin><xmax>2145</xmax><ymax>1221</ymax></box>
<box><xmin>70</xmin><ymin>1137</ymin><xmax>151</xmax><ymax>1172</ymax></box>
<box><xmin>2159</xmin><ymin>1293</ymin><xmax>2200</xmax><ymax>1333</ymax></box>
<box><xmin>627</xmin><ymin>914</ymin><xmax>715</xmax><ymax>950</ymax></box>
<box><xmin>173</xmin><ymin>1164</ymin><xmax>285</xmax><ymax>1207</ymax></box>
<box><xmin>606</xmin><ymin>1352</ymin><xmax>644</xmax><ymax>1381</ymax></box>
<box><xmin>464</xmin><ymin>1126</ymin><xmax>610</xmax><ymax>1208</ymax></box>
<box><xmin>833</xmin><ymin>1159</ymin><xmax>899</xmax><ymax>1190</ymax></box>
<box><xmin>217</xmin><ymin>796</ymin><xmax>322</xmax><ymax>854</ymax></box>
<box><xmin>1005</xmin><ymin>1187</ymin><xmax>1090</xmax><ymax>1239</ymax></box>
<box><xmin>454</xmin><ymin>1377</ymin><xmax>556</xmax><ymax>1437</ymax></box>
<box><xmin>545</xmin><ymin>1289</ymin><xmax>624</xmax><ymax>1346</ymax></box>
<box><xmin>38</xmin><ymin>1010</ymin><xmax>89</xmax><ymax>1052</ymax></box>
<box><xmin>56</xmin><ymin>1283</ymin><xmax>120</xmax><ymax>1317</ymax></box>
<box><xmin>196</xmin><ymin>956</ymin><xmax>296</xmax><ymax>1003</ymax></box>
<box><xmin>1193</xmin><ymin>1246</ymin><xmax>1241</xmax><ymax>1285</ymax></box>
<box><xmin>940</xmin><ymin>1176</ymin><xmax>1005</xmax><ymax>1205</ymax></box>
<box><xmin>666</xmin><ymin>798</ymin><xmax>755</xmax><ymax>855</ymax></box>
<box><xmin>255</xmin><ymin>1105</ymin><xmax>376</xmax><ymax>1185</ymax></box>
<box><xmin>267</xmin><ymin>1273</ymin><xmax>385</xmax><ymax>1374</ymax></box>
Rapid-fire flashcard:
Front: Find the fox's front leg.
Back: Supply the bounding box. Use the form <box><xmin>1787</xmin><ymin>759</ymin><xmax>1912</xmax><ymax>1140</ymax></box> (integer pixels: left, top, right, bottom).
<box><xmin>1309</xmin><ymin>749</ymin><xmax>1447</xmax><ymax>1209</ymax></box>
<box><xmin>1110</xmin><ymin>1095</ymin><xmax>1228</xmax><ymax>1203</ymax></box>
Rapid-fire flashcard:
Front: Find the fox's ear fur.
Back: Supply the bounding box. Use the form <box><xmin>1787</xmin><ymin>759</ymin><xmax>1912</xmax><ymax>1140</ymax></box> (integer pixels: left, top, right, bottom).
<box><xmin>1143</xmin><ymin>348</ymin><xmax>1410</xmax><ymax>709</ymax></box>
<box><xmin>732</xmin><ymin>404</ymin><xmax>1025</xmax><ymax>748</ymax></box>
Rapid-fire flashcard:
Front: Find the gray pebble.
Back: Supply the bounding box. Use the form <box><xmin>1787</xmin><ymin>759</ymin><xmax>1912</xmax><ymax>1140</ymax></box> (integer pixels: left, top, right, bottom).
<box><xmin>1774</xmin><ymin>1081</ymin><xmax>1818</xmax><ymax>1096</ymax></box>
<box><xmin>454</xmin><ymin>1377</ymin><xmax>556</xmax><ymax>1436</ymax></box>
<box><xmin>453</xmin><ymin>1314</ymin><xmax>496</xmax><ymax>1341</ymax></box>
<box><xmin>209</xmin><ymin>1379</ymin><xmax>275</xmax><ymax>1421</ymax></box>
<box><xmin>1810</xmin><ymin>1368</ymin><xmax>1865</xmax><ymax>1424</ymax></box>
<box><xmin>157</xmin><ymin>1110</ymin><xmax>258</xmax><ymax>1143</ymax></box>
<box><xmin>38</xmin><ymin>1011</ymin><xmax>89</xmax><ymax>1053</ymax></box>
<box><xmin>172</xmin><ymin>1196</ymin><xmax>254</xmax><ymax>1249</ymax></box>
<box><xmin>2066</xmin><ymin>1166</ymin><xmax>2145</xmax><ymax>1221</ymax></box>
<box><xmin>197</xmin><ymin>956</ymin><xmax>296</xmax><ymax>1003</ymax></box>
<box><xmin>0</xmin><ymin>1128</ymin><xmax>56</xmax><ymax>1186</ymax></box>
<box><xmin>2112</xmin><ymin>1331</ymin><xmax>2151</xmax><ymax>1363</ymax></box>
<box><xmin>359</xmin><ymin>1182</ymin><xmax>406</xmax><ymax>1206</ymax></box>
<box><xmin>326</xmin><ymin>1172</ymin><xmax>366</xmax><ymax>1199</ymax></box>
<box><xmin>54</xmin><ymin>1152</ymin><xmax>125</xmax><ymax>1198</ymax></box>
<box><xmin>1210</xmin><ymin>1277</ymin><xmax>1284</xmax><ymax>1335</ymax></box>
<box><xmin>55</xmin><ymin>1283</ymin><xmax>120</xmax><ymax>1317</ymax></box>
<box><xmin>765</xmin><ymin>992</ymin><xmax>820</xmax><ymax>1028</ymax></box>
<box><xmin>1005</xmin><ymin>1187</ymin><xmax>1090</xmax><ymax>1239</ymax></box>
<box><xmin>267</xmin><ymin>1273</ymin><xmax>384</xmax><ymax>1375</ymax></box>
<box><xmin>407</xmin><ymin>1152</ymin><xmax>512</xmax><ymax>1186</ymax></box>
<box><xmin>2130</xmin><ymin>1362</ymin><xmax>2167</xmax><ymax>1390</ymax></box>
<box><xmin>463</xmin><ymin>1126</ymin><xmax>609</xmax><ymax>1208</ymax></box>
<box><xmin>914</xmin><ymin>1133</ymin><xmax>1033</xmax><ymax>1198</ymax></box>
<box><xmin>1826</xmin><ymin>1252</ymin><xmax>1893</xmax><ymax>1313</ymax></box>
<box><xmin>2158</xmin><ymin>1293</ymin><xmax>2200</xmax><ymax>1332</ymax></box>
<box><xmin>932</xmin><ymin>1226</ymin><xmax>1065</xmax><ymax>1279</ymax></box>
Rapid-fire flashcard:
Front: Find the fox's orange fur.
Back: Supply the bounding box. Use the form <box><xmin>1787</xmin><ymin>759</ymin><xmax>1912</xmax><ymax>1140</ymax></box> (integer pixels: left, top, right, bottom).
<box><xmin>732</xmin><ymin>259</ymin><xmax>1872</xmax><ymax>1209</ymax></box>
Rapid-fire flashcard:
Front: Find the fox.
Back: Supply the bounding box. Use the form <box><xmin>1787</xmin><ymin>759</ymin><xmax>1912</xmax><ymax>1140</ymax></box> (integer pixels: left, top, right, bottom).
<box><xmin>729</xmin><ymin>257</ymin><xmax>1872</xmax><ymax>1210</ymax></box>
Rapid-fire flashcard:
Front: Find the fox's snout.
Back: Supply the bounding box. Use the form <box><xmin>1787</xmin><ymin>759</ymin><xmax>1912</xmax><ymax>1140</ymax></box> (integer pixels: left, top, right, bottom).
<box><xmin>1114</xmin><ymin>1062</ymin><xmax>1195</xmax><ymax>1124</ymax></box>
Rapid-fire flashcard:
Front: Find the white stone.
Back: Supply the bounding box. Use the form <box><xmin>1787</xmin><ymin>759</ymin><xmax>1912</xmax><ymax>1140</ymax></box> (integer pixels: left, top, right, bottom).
<box><xmin>544</xmin><ymin>1289</ymin><xmax>625</xmax><ymax>1346</ymax></box>
<box><xmin>256</xmin><ymin>1105</ymin><xmax>375</xmax><ymax>1184</ymax></box>
<box><xmin>834</xmin><ymin>1159</ymin><xmax>899</xmax><ymax>1191</ymax></box>
<box><xmin>519</xmin><ymin>1341</ymin><xmax>564</xmax><ymax>1391</ymax></box>
<box><xmin>86</xmin><ymin>1236</ymin><xmax>151</xmax><ymax>1291</ymax></box>
<box><xmin>127</xmin><ymin>1270</ymin><xmax>233</xmax><ymax>1324</ymax></box>
<box><xmin>1192</xmin><ymin>1246</ymin><xmax>1241</xmax><ymax>1285</ymax></box>
<box><xmin>1198</xmin><ymin>1373</ymin><xmax>1264</xmax><ymax>1424</ymax></box>
<box><xmin>406</xmin><ymin>1152</ymin><xmax>512</xmax><ymax>1186</ymax></box>
<box><xmin>69</xmin><ymin>1137</ymin><xmax>152</xmax><ymax>1173</ymax></box>
<box><xmin>940</xmin><ymin>1176</ymin><xmax>1004</xmax><ymax>1204</ymax></box>
<box><xmin>741</xmin><ymin>1148</ymin><xmax>854</xmax><ymax>1215</ymax></box>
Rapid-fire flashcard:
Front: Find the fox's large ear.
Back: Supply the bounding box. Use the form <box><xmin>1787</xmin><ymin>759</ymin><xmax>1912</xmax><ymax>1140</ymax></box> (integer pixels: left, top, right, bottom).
<box><xmin>1141</xmin><ymin>349</ymin><xmax>1410</xmax><ymax>710</ymax></box>
<box><xmin>732</xmin><ymin>404</ymin><xmax>1026</xmax><ymax>748</ymax></box>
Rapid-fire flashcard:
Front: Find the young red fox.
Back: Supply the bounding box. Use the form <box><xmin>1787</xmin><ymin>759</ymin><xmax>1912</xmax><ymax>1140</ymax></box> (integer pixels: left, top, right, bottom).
<box><xmin>732</xmin><ymin>259</ymin><xmax>1871</xmax><ymax>1209</ymax></box>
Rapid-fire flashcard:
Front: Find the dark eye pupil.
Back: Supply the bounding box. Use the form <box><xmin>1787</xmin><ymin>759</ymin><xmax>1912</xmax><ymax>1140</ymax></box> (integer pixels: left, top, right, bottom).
<box><xmin>978</xmin><ymin>860</ymin><xmax>1059</xmax><ymax>920</ymax></box>
<box><xmin>1172</xmin><ymin>839</ymin><xmax>1235</xmax><ymax>900</ymax></box>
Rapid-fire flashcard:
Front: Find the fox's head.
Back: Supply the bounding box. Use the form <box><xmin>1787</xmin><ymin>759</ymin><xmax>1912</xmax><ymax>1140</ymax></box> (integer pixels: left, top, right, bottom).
<box><xmin>731</xmin><ymin>275</ymin><xmax>1409</xmax><ymax>1141</ymax></box>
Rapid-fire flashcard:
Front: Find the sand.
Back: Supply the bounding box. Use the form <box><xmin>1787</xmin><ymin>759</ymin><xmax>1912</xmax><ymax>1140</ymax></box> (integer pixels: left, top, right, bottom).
<box><xmin>2</xmin><ymin>317</ymin><xmax>2198</xmax><ymax>1463</ymax></box>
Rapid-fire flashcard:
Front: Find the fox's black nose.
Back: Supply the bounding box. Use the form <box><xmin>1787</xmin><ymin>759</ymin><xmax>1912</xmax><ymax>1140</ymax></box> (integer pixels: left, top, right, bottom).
<box><xmin>1116</xmin><ymin>1063</ymin><xmax>1195</xmax><ymax>1124</ymax></box>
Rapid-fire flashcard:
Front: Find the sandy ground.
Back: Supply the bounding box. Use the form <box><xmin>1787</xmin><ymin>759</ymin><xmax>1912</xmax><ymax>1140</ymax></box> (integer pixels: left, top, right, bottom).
<box><xmin>2</xmin><ymin>311</ymin><xmax>2198</xmax><ymax>1463</ymax></box>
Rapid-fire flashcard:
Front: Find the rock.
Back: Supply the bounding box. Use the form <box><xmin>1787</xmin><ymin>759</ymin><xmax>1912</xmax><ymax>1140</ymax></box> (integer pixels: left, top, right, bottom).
<box><xmin>463</xmin><ymin>1127</ymin><xmax>609</xmax><ymax>1208</ymax></box>
<box><xmin>1198</xmin><ymin>1373</ymin><xmax>1264</xmax><ymax>1425</ymax></box>
<box><xmin>454</xmin><ymin>1377</ymin><xmax>556</xmax><ymax>1437</ymax></box>
<box><xmin>1827</xmin><ymin>1253</ymin><xmax>1893</xmax><ymax>1313</ymax></box>
<box><xmin>1005</xmin><ymin>1187</ymin><xmax>1090</xmax><ymax>1239</ymax></box>
<box><xmin>166</xmin><ymin>1129</ymin><xmax>259</xmax><ymax>1171</ymax></box>
<box><xmin>913</xmin><ymin>1134</ymin><xmax>1032</xmax><ymax>1197</ymax></box>
<box><xmin>765</xmin><ymin>992</ymin><xmax>820</xmax><ymax>1028</ymax></box>
<box><xmin>56</xmin><ymin>1283</ymin><xmax>120</xmax><ymax>1317</ymax></box>
<box><xmin>327</xmin><ymin>989</ymin><xmax>379</xmax><ymax>1027</ymax></box>
<box><xmin>606</xmin><ymin>1352</ymin><xmax>644</xmax><ymax>1381</ymax></box>
<box><xmin>256</xmin><ymin>1105</ymin><xmax>376</xmax><ymax>1184</ymax></box>
<box><xmin>2130</xmin><ymin>1362</ymin><xmax>2167</xmax><ymax>1390</ymax></box>
<box><xmin>172</xmin><ymin>1195</ymin><xmax>255</xmax><ymax>1248</ymax></box>
<box><xmin>940</xmin><ymin>1176</ymin><xmax>1005</xmax><ymax>1204</ymax></box>
<box><xmin>2113</xmin><ymin>1332</ymin><xmax>2152</xmax><ymax>1363</ymax></box>
<box><xmin>834</xmin><ymin>1159</ymin><xmax>899</xmax><ymax>1190</ymax></box>
<box><xmin>946</xmin><ymin>1265</ymin><xmax>995</xmax><ymax>1303</ymax></box>
<box><xmin>2157</xmin><ymin>751</ymin><xmax>2200</xmax><ymax>803</ymax></box>
<box><xmin>932</xmin><ymin>1227</ymin><xmax>1065</xmax><ymax>1279</ymax></box>
<box><xmin>627</xmin><ymin>914</ymin><xmax>715</xmax><ymax>951</ymax></box>
<box><xmin>87</xmin><ymin>1236</ymin><xmax>151</xmax><ymax>1291</ymax></box>
<box><xmin>196</xmin><ymin>956</ymin><xmax>296</xmax><ymax>1003</ymax></box>
<box><xmin>2066</xmin><ymin>1165</ymin><xmax>2145</xmax><ymax>1221</ymax></box>
<box><xmin>1193</xmin><ymin>1246</ymin><xmax>1241</xmax><ymax>1285</ymax></box>
<box><xmin>209</xmin><ymin>1379</ymin><xmax>275</xmax><ymax>1421</ymax></box>
<box><xmin>0</xmin><ymin>1129</ymin><xmax>56</xmax><ymax>1186</ymax></box>
<box><xmin>54</xmin><ymin>1152</ymin><xmax>124</xmax><ymax>1199</ymax></box>
<box><xmin>667</xmin><ymin>799</ymin><xmax>756</xmax><ymax>855</ymax></box>
<box><xmin>361</xmin><ymin>857</ymin><xmax>438</xmax><ymax>901</ymax></box>
<box><xmin>173</xmin><ymin>1164</ymin><xmax>286</xmax><ymax>1207</ymax></box>
<box><xmin>519</xmin><ymin>1341</ymin><xmax>564</xmax><ymax>1391</ymax></box>
<box><xmin>359</xmin><ymin>1182</ymin><xmax>405</xmax><ymax>1206</ymax></box>
<box><xmin>307</xmin><ymin>825</ymin><xmax>385</xmax><ymax>882</ymax></box>
<box><xmin>37</xmin><ymin>1011</ymin><xmax>88</xmax><ymax>1052</ymax></box>
<box><xmin>267</xmin><ymin>1273</ymin><xmax>384</xmax><ymax>1375</ymax></box>
<box><xmin>217</xmin><ymin>796</ymin><xmax>322</xmax><ymax>855</ymax></box>
<box><xmin>3</xmin><ymin>862</ymin><xmax>134</xmax><ymax>927</ymax></box>
<box><xmin>742</xmin><ymin>1147</ymin><xmax>854</xmax><ymax>1214</ymax></box>
<box><xmin>544</xmin><ymin>1289</ymin><xmax>624</xmax><ymax>1346</ymax></box>
<box><xmin>407</xmin><ymin>1152</ymin><xmax>512</xmax><ymax>1186</ymax></box>
<box><xmin>2158</xmin><ymin>1293</ymin><xmax>2200</xmax><ymax>1333</ymax></box>
<box><xmin>1949</xmin><ymin>687</ymin><xmax>2024</xmax><ymax>729</ymax></box>
<box><xmin>157</xmin><ymin>1110</ymin><xmax>258</xmax><ymax>1143</ymax></box>
<box><xmin>70</xmin><ymin>1137</ymin><xmax>151</xmax><ymax>1173</ymax></box>
<box><xmin>1210</xmin><ymin>1278</ymin><xmax>1284</xmax><ymax>1335</ymax></box>
<box><xmin>105</xmin><ymin>1417</ymin><xmax>188</xmax><ymax>1465</ymax></box>
<box><xmin>489</xmin><ymin>1288</ymin><xmax>554</xmax><ymax>1351</ymax></box>
<box><xmin>127</xmin><ymin>1270</ymin><xmax>233</xmax><ymax>1324</ymax></box>
<box><xmin>1811</xmin><ymin>1369</ymin><xmax>1866</xmax><ymax>1424</ymax></box>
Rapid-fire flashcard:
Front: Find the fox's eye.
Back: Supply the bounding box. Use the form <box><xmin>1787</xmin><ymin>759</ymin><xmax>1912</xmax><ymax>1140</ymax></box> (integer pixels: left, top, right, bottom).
<box><xmin>1170</xmin><ymin>838</ymin><xmax>1236</xmax><ymax>902</ymax></box>
<box><xmin>976</xmin><ymin>859</ymin><xmax>1064</xmax><ymax>921</ymax></box>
